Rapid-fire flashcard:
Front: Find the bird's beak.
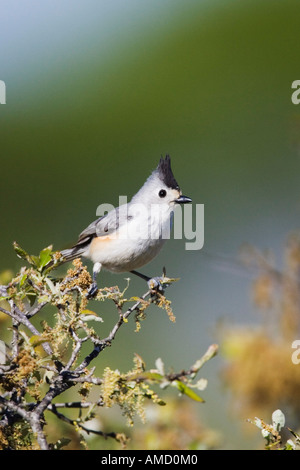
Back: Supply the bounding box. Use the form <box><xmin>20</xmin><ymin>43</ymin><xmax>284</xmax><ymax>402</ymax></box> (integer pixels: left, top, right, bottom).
<box><xmin>175</xmin><ymin>195</ymin><xmax>192</xmax><ymax>204</ymax></box>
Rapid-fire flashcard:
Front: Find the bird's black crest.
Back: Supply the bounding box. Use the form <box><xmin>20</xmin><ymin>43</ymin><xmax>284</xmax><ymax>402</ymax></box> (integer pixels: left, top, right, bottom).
<box><xmin>157</xmin><ymin>155</ymin><xmax>179</xmax><ymax>189</ymax></box>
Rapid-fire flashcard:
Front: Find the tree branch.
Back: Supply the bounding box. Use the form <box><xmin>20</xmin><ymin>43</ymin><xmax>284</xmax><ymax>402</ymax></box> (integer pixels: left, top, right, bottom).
<box><xmin>76</xmin><ymin>289</ymin><xmax>152</xmax><ymax>371</ymax></box>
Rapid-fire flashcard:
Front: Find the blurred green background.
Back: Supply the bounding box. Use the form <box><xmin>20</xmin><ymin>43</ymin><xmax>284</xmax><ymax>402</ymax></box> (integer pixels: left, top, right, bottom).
<box><xmin>1</xmin><ymin>0</ymin><xmax>300</xmax><ymax>449</ymax></box>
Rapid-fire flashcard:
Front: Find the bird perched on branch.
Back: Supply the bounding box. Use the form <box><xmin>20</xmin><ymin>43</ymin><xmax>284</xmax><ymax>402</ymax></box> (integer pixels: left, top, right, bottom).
<box><xmin>59</xmin><ymin>155</ymin><xmax>192</xmax><ymax>297</ymax></box>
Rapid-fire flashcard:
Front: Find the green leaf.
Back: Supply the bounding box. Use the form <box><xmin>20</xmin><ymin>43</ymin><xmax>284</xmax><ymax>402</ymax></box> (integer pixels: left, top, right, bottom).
<box><xmin>26</xmin><ymin>292</ymin><xmax>37</xmax><ymax>307</ymax></box>
<box><xmin>38</xmin><ymin>246</ymin><xmax>53</xmax><ymax>270</ymax></box>
<box><xmin>52</xmin><ymin>438</ymin><xmax>71</xmax><ymax>450</ymax></box>
<box><xmin>19</xmin><ymin>273</ymin><xmax>27</xmax><ymax>287</ymax></box>
<box><xmin>156</xmin><ymin>399</ymin><xmax>167</xmax><ymax>406</ymax></box>
<box><xmin>173</xmin><ymin>380</ymin><xmax>205</xmax><ymax>402</ymax></box>
<box><xmin>127</xmin><ymin>371</ymin><xmax>164</xmax><ymax>382</ymax></box>
<box><xmin>13</xmin><ymin>242</ymin><xmax>30</xmax><ymax>261</ymax></box>
<box><xmin>31</xmin><ymin>255</ymin><xmax>40</xmax><ymax>267</ymax></box>
<box><xmin>13</xmin><ymin>242</ymin><xmax>39</xmax><ymax>268</ymax></box>
<box><xmin>81</xmin><ymin>309</ymin><xmax>98</xmax><ymax>316</ymax></box>
<box><xmin>285</xmin><ymin>442</ymin><xmax>295</xmax><ymax>450</ymax></box>
<box><xmin>29</xmin><ymin>335</ymin><xmax>48</xmax><ymax>347</ymax></box>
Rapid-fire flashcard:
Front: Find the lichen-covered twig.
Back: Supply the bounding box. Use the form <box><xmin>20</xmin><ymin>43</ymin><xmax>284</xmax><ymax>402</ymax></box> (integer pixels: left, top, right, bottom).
<box><xmin>0</xmin><ymin>244</ymin><xmax>216</xmax><ymax>450</ymax></box>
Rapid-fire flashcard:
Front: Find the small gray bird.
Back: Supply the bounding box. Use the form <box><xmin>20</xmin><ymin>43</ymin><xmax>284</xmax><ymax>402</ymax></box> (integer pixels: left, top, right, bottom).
<box><xmin>60</xmin><ymin>155</ymin><xmax>192</xmax><ymax>296</ymax></box>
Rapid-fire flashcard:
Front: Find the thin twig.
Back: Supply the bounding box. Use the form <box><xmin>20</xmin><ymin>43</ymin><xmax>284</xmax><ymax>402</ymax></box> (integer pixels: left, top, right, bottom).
<box><xmin>26</xmin><ymin>300</ymin><xmax>48</xmax><ymax>318</ymax></box>
<box><xmin>48</xmin><ymin>405</ymin><xmax>120</xmax><ymax>441</ymax></box>
<box><xmin>0</xmin><ymin>396</ymin><xmax>49</xmax><ymax>450</ymax></box>
<box><xmin>76</xmin><ymin>289</ymin><xmax>152</xmax><ymax>371</ymax></box>
<box><xmin>1</xmin><ymin>301</ymin><xmax>53</xmax><ymax>356</ymax></box>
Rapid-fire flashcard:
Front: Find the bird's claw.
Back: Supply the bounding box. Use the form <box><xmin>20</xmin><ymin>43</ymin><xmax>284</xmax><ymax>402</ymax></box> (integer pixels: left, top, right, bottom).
<box><xmin>147</xmin><ymin>276</ymin><xmax>165</xmax><ymax>295</ymax></box>
<box><xmin>86</xmin><ymin>282</ymin><xmax>98</xmax><ymax>299</ymax></box>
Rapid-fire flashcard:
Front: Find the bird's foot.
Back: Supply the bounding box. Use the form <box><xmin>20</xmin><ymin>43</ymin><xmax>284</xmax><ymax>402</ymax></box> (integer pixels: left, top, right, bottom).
<box><xmin>86</xmin><ymin>282</ymin><xmax>98</xmax><ymax>299</ymax></box>
<box><xmin>147</xmin><ymin>276</ymin><xmax>165</xmax><ymax>296</ymax></box>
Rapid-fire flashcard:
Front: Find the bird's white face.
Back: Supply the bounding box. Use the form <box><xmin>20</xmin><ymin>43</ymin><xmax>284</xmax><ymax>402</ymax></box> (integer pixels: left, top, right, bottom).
<box><xmin>150</xmin><ymin>183</ymin><xmax>182</xmax><ymax>208</ymax></box>
<box><xmin>130</xmin><ymin>158</ymin><xmax>192</xmax><ymax>221</ymax></box>
<box><xmin>134</xmin><ymin>173</ymin><xmax>181</xmax><ymax>210</ymax></box>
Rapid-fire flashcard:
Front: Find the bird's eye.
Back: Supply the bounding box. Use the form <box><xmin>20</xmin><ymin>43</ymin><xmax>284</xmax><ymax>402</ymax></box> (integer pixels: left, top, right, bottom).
<box><xmin>159</xmin><ymin>189</ymin><xmax>167</xmax><ymax>198</ymax></box>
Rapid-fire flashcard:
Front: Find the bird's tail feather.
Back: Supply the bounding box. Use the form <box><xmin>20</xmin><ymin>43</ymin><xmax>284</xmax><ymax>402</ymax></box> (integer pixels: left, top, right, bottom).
<box><xmin>45</xmin><ymin>245</ymin><xmax>87</xmax><ymax>270</ymax></box>
<box><xmin>60</xmin><ymin>246</ymin><xmax>87</xmax><ymax>263</ymax></box>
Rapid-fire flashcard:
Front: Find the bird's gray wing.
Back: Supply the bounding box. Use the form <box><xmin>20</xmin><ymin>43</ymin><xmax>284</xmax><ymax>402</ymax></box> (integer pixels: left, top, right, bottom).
<box><xmin>74</xmin><ymin>205</ymin><xmax>129</xmax><ymax>247</ymax></box>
